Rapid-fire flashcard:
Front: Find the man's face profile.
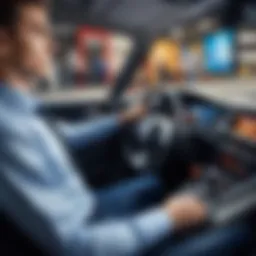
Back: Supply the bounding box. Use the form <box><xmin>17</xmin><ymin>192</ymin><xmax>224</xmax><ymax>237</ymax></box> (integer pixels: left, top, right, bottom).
<box><xmin>0</xmin><ymin>2</ymin><xmax>53</xmax><ymax>79</ymax></box>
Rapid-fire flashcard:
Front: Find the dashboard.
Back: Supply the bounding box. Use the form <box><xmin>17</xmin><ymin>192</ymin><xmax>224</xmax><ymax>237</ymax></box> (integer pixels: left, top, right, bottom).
<box><xmin>190</xmin><ymin>104</ymin><xmax>222</xmax><ymax>127</ymax></box>
<box><xmin>180</xmin><ymin>93</ymin><xmax>256</xmax><ymax>179</ymax></box>
<box><xmin>176</xmin><ymin>94</ymin><xmax>256</xmax><ymax>225</ymax></box>
<box><xmin>182</xmin><ymin>93</ymin><xmax>255</xmax><ymax>142</ymax></box>
<box><xmin>181</xmin><ymin>94</ymin><xmax>227</xmax><ymax>128</ymax></box>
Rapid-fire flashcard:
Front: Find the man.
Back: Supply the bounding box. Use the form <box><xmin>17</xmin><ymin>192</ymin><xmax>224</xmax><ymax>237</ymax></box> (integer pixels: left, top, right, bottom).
<box><xmin>0</xmin><ymin>1</ymin><xmax>251</xmax><ymax>256</ymax></box>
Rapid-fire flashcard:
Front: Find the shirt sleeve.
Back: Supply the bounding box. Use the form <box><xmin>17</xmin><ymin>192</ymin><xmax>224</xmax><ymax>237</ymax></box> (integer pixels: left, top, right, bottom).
<box><xmin>0</xmin><ymin>125</ymin><xmax>173</xmax><ymax>256</ymax></box>
<box><xmin>57</xmin><ymin>115</ymin><xmax>122</xmax><ymax>149</ymax></box>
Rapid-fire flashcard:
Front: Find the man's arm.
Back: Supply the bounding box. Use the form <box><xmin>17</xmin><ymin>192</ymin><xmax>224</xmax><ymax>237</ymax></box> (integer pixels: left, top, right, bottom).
<box><xmin>0</xmin><ymin>113</ymin><xmax>207</xmax><ymax>256</ymax></box>
<box><xmin>0</xmin><ymin>124</ymin><xmax>172</xmax><ymax>256</ymax></box>
<box><xmin>57</xmin><ymin>105</ymin><xmax>147</xmax><ymax>150</ymax></box>
<box><xmin>58</xmin><ymin>115</ymin><xmax>122</xmax><ymax>149</ymax></box>
<box><xmin>1</xmin><ymin>169</ymin><xmax>172</xmax><ymax>256</ymax></box>
<box><xmin>0</xmin><ymin>135</ymin><xmax>207</xmax><ymax>256</ymax></box>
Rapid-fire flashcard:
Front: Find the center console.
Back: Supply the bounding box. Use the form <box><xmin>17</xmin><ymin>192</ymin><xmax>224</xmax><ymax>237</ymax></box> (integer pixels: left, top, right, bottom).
<box><xmin>176</xmin><ymin>159</ymin><xmax>256</xmax><ymax>225</ymax></box>
<box><xmin>176</xmin><ymin>100</ymin><xmax>256</xmax><ymax>225</ymax></box>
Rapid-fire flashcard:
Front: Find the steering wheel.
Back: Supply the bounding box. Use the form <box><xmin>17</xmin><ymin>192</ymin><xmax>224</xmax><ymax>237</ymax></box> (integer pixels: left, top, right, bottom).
<box><xmin>122</xmin><ymin>90</ymin><xmax>190</xmax><ymax>172</ymax></box>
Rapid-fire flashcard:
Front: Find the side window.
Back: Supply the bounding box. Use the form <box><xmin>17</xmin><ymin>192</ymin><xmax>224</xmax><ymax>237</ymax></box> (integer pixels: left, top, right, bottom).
<box><xmin>39</xmin><ymin>26</ymin><xmax>133</xmax><ymax>92</ymax></box>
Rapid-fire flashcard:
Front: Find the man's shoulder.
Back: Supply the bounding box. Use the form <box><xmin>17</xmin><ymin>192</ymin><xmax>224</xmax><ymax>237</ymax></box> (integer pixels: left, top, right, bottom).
<box><xmin>0</xmin><ymin>100</ymin><xmax>13</xmax><ymax>125</ymax></box>
<box><xmin>0</xmin><ymin>108</ymin><xmax>36</xmax><ymax>157</ymax></box>
<box><xmin>0</xmin><ymin>87</ymin><xmax>37</xmax><ymax>146</ymax></box>
<box><xmin>0</xmin><ymin>100</ymin><xmax>26</xmax><ymax>135</ymax></box>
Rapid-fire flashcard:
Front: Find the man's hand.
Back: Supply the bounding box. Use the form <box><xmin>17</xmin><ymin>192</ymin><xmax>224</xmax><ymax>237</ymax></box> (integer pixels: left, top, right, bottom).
<box><xmin>119</xmin><ymin>104</ymin><xmax>147</xmax><ymax>124</ymax></box>
<box><xmin>164</xmin><ymin>195</ymin><xmax>208</xmax><ymax>230</ymax></box>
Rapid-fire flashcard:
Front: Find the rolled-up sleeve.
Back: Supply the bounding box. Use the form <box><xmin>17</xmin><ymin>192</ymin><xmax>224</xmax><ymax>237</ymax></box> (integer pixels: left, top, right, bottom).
<box><xmin>69</xmin><ymin>209</ymin><xmax>172</xmax><ymax>256</ymax></box>
<box><xmin>58</xmin><ymin>115</ymin><xmax>122</xmax><ymax>149</ymax></box>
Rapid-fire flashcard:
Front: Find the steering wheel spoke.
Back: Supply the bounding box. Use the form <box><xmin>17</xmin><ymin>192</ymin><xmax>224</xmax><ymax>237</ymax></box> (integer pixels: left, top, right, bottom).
<box><xmin>122</xmin><ymin>92</ymin><xmax>188</xmax><ymax>172</ymax></box>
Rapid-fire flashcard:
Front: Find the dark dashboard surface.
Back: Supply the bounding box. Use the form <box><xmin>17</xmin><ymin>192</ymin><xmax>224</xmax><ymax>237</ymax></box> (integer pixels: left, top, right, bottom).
<box><xmin>180</xmin><ymin>93</ymin><xmax>256</xmax><ymax>180</ymax></box>
<box><xmin>175</xmin><ymin>93</ymin><xmax>256</xmax><ymax>225</ymax></box>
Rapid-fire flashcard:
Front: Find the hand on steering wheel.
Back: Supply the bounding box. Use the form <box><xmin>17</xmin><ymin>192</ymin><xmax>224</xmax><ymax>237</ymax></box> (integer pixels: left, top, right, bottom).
<box><xmin>119</xmin><ymin>103</ymin><xmax>148</xmax><ymax>124</ymax></box>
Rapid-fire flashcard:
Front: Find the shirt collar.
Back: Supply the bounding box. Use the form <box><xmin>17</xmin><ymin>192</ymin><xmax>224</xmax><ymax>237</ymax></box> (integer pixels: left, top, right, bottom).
<box><xmin>0</xmin><ymin>82</ymin><xmax>39</xmax><ymax>112</ymax></box>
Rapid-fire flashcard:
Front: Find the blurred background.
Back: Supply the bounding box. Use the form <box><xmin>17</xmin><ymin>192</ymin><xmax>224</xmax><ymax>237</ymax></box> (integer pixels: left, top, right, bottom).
<box><xmin>37</xmin><ymin>0</ymin><xmax>256</xmax><ymax>93</ymax></box>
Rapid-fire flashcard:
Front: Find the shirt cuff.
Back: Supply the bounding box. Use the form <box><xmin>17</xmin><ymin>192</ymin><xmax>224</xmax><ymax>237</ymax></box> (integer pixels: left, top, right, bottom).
<box><xmin>132</xmin><ymin>207</ymin><xmax>173</xmax><ymax>247</ymax></box>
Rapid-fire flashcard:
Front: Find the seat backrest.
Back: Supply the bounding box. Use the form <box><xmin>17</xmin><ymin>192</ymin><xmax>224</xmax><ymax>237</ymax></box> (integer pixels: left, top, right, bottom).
<box><xmin>1</xmin><ymin>213</ymin><xmax>46</xmax><ymax>256</ymax></box>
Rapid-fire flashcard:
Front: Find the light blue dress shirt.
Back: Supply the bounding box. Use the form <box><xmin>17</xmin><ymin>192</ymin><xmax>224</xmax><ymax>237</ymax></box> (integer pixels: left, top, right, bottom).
<box><xmin>0</xmin><ymin>84</ymin><xmax>172</xmax><ymax>256</ymax></box>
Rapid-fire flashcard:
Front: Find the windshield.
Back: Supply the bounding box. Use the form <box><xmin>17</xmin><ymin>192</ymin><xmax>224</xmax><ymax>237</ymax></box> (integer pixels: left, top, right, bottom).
<box><xmin>39</xmin><ymin>0</ymin><xmax>256</xmax><ymax>95</ymax></box>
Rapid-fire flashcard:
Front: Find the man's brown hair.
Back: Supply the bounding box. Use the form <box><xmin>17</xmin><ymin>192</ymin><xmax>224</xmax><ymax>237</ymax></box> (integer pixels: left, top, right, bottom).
<box><xmin>0</xmin><ymin>0</ymin><xmax>46</xmax><ymax>28</ymax></box>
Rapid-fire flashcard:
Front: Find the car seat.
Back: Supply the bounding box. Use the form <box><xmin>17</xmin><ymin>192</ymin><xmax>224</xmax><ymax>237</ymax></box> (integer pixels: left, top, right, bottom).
<box><xmin>1</xmin><ymin>213</ymin><xmax>45</xmax><ymax>256</ymax></box>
